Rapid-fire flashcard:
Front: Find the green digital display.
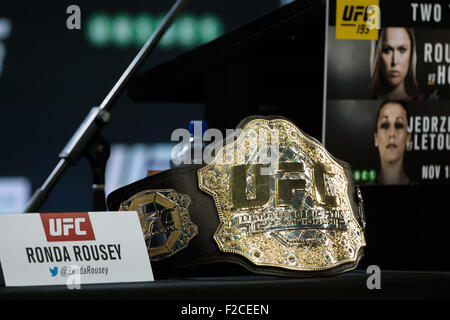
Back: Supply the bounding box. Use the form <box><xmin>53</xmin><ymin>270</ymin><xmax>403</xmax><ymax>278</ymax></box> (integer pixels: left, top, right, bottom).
<box><xmin>85</xmin><ymin>12</ymin><xmax>224</xmax><ymax>49</ymax></box>
<box><xmin>353</xmin><ymin>169</ymin><xmax>377</xmax><ymax>183</ymax></box>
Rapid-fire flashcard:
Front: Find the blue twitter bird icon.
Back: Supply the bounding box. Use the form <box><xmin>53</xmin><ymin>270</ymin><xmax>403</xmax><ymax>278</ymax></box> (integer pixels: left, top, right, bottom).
<box><xmin>49</xmin><ymin>266</ymin><xmax>58</xmax><ymax>277</ymax></box>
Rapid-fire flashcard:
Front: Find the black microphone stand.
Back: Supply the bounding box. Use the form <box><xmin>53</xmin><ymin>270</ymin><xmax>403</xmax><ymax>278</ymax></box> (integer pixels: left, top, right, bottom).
<box><xmin>24</xmin><ymin>0</ymin><xmax>188</xmax><ymax>213</ymax></box>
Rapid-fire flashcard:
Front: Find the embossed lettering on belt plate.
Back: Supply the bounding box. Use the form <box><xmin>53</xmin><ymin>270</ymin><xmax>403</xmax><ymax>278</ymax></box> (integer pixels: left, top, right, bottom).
<box><xmin>198</xmin><ymin>119</ymin><xmax>366</xmax><ymax>271</ymax></box>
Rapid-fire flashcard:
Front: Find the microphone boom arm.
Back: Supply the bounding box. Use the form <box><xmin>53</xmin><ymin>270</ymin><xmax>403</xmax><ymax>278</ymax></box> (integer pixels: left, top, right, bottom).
<box><xmin>24</xmin><ymin>0</ymin><xmax>188</xmax><ymax>213</ymax></box>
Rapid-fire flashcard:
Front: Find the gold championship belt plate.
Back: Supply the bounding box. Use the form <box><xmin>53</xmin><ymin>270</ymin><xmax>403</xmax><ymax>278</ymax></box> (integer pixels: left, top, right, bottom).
<box><xmin>108</xmin><ymin>116</ymin><xmax>366</xmax><ymax>277</ymax></box>
<box><xmin>198</xmin><ymin>117</ymin><xmax>366</xmax><ymax>271</ymax></box>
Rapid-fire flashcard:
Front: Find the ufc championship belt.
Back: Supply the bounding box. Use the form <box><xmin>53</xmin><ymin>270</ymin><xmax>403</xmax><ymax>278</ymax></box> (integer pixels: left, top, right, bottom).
<box><xmin>107</xmin><ymin>116</ymin><xmax>366</xmax><ymax>278</ymax></box>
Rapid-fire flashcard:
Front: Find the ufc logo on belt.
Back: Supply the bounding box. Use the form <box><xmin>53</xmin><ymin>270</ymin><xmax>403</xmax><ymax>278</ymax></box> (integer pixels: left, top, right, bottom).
<box><xmin>231</xmin><ymin>162</ymin><xmax>340</xmax><ymax>210</ymax></box>
<box><xmin>40</xmin><ymin>212</ymin><xmax>96</xmax><ymax>242</ymax></box>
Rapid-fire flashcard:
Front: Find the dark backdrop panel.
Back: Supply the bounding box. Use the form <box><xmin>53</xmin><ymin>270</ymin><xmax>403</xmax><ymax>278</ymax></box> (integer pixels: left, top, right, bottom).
<box><xmin>0</xmin><ymin>0</ymin><xmax>280</xmax><ymax>212</ymax></box>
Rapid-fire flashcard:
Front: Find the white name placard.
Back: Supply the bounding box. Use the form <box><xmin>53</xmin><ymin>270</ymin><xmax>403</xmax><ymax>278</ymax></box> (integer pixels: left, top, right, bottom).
<box><xmin>0</xmin><ymin>211</ymin><xmax>153</xmax><ymax>287</ymax></box>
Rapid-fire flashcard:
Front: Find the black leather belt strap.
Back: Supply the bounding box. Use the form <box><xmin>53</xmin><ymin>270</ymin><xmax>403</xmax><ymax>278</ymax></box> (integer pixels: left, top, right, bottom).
<box><xmin>107</xmin><ymin>115</ymin><xmax>366</xmax><ymax>279</ymax></box>
<box><xmin>107</xmin><ymin>162</ymin><xmax>365</xmax><ymax>279</ymax></box>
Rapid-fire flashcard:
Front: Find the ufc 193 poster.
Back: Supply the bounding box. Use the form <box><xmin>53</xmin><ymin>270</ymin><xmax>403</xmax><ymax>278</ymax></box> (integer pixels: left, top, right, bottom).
<box><xmin>323</xmin><ymin>0</ymin><xmax>450</xmax><ymax>186</ymax></box>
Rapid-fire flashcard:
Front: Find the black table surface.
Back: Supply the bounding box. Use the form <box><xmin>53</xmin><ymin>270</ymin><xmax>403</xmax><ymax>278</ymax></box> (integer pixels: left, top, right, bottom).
<box><xmin>0</xmin><ymin>270</ymin><xmax>449</xmax><ymax>300</ymax></box>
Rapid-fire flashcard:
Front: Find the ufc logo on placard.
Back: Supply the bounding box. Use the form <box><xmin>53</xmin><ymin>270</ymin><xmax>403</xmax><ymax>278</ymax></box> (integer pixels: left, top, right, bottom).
<box><xmin>50</xmin><ymin>218</ymin><xmax>86</xmax><ymax>236</ymax></box>
<box><xmin>40</xmin><ymin>213</ymin><xmax>95</xmax><ymax>242</ymax></box>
